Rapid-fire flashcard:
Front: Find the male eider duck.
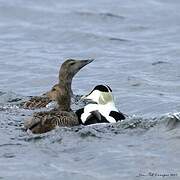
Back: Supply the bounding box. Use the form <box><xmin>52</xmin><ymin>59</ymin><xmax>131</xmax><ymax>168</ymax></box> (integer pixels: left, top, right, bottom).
<box><xmin>21</xmin><ymin>59</ymin><xmax>93</xmax><ymax>109</ymax></box>
<box><xmin>24</xmin><ymin>59</ymin><xmax>94</xmax><ymax>134</ymax></box>
<box><xmin>76</xmin><ymin>85</ymin><xmax>125</xmax><ymax>125</ymax></box>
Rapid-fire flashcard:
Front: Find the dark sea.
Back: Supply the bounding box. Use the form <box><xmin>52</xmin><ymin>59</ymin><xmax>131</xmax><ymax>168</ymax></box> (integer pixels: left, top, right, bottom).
<box><xmin>0</xmin><ymin>0</ymin><xmax>180</xmax><ymax>179</ymax></box>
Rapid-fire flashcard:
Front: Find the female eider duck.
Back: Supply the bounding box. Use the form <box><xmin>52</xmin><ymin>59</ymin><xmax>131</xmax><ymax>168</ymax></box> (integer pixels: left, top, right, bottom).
<box><xmin>24</xmin><ymin>59</ymin><xmax>94</xmax><ymax>134</ymax></box>
<box><xmin>21</xmin><ymin>59</ymin><xmax>93</xmax><ymax>109</ymax></box>
<box><xmin>76</xmin><ymin>85</ymin><xmax>125</xmax><ymax>125</ymax></box>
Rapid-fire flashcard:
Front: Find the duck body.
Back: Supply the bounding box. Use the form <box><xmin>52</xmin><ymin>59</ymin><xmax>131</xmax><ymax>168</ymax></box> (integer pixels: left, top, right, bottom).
<box><xmin>24</xmin><ymin>59</ymin><xmax>94</xmax><ymax>134</ymax></box>
<box><xmin>76</xmin><ymin>102</ymin><xmax>125</xmax><ymax>125</ymax></box>
<box><xmin>25</xmin><ymin>109</ymin><xmax>79</xmax><ymax>134</ymax></box>
<box><xmin>21</xmin><ymin>96</ymin><xmax>52</xmax><ymax>109</ymax></box>
<box><xmin>76</xmin><ymin>85</ymin><xmax>126</xmax><ymax>125</ymax></box>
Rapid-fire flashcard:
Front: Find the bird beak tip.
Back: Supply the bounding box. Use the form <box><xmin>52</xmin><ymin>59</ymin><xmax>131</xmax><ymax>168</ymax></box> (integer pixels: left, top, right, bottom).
<box><xmin>80</xmin><ymin>95</ymin><xmax>87</xmax><ymax>100</ymax></box>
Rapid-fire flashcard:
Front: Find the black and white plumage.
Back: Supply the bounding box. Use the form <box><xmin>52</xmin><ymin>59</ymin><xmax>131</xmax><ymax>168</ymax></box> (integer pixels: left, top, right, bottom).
<box><xmin>76</xmin><ymin>85</ymin><xmax>125</xmax><ymax>125</ymax></box>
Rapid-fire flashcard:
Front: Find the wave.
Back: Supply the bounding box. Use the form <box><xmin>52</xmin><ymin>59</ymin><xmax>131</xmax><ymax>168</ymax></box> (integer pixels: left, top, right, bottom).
<box><xmin>1</xmin><ymin>92</ymin><xmax>180</xmax><ymax>142</ymax></box>
<box><xmin>18</xmin><ymin>113</ymin><xmax>180</xmax><ymax>143</ymax></box>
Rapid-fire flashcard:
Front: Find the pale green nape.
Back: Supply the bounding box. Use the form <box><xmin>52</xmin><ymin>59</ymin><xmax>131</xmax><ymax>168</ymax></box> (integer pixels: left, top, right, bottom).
<box><xmin>99</xmin><ymin>92</ymin><xmax>113</xmax><ymax>105</ymax></box>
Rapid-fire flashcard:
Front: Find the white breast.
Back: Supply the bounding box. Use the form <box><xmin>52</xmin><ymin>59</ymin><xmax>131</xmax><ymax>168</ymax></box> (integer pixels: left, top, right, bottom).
<box><xmin>81</xmin><ymin>102</ymin><xmax>119</xmax><ymax>124</ymax></box>
<box><xmin>81</xmin><ymin>104</ymin><xmax>99</xmax><ymax>123</ymax></box>
<box><xmin>97</xmin><ymin>102</ymin><xmax>118</xmax><ymax>123</ymax></box>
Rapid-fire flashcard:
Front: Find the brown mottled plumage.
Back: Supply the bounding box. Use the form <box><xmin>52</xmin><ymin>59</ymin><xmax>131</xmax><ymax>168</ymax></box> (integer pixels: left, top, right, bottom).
<box><xmin>21</xmin><ymin>96</ymin><xmax>51</xmax><ymax>109</ymax></box>
<box><xmin>45</xmin><ymin>84</ymin><xmax>61</xmax><ymax>101</ymax></box>
<box><xmin>24</xmin><ymin>110</ymin><xmax>79</xmax><ymax>134</ymax></box>
<box><xmin>24</xmin><ymin>59</ymin><xmax>93</xmax><ymax>134</ymax></box>
<box><xmin>21</xmin><ymin>58</ymin><xmax>93</xmax><ymax>109</ymax></box>
<box><xmin>20</xmin><ymin>84</ymin><xmax>60</xmax><ymax>109</ymax></box>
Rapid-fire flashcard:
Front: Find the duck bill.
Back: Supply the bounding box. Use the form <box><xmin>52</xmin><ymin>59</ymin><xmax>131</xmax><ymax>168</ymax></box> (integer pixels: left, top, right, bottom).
<box><xmin>70</xmin><ymin>59</ymin><xmax>94</xmax><ymax>77</ymax></box>
<box><xmin>76</xmin><ymin>59</ymin><xmax>94</xmax><ymax>70</ymax></box>
<box><xmin>80</xmin><ymin>94</ymin><xmax>94</xmax><ymax>102</ymax></box>
<box><xmin>81</xmin><ymin>94</ymin><xmax>88</xmax><ymax>100</ymax></box>
<box><xmin>80</xmin><ymin>95</ymin><xmax>96</xmax><ymax>104</ymax></box>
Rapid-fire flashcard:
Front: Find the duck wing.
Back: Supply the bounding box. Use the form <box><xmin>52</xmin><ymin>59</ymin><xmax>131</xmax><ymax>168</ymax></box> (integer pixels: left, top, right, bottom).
<box><xmin>24</xmin><ymin>110</ymin><xmax>79</xmax><ymax>134</ymax></box>
<box><xmin>21</xmin><ymin>96</ymin><xmax>51</xmax><ymax>109</ymax></box>
<box><xmin>87</xmin><ymin>110</ymin><xmax>102</xmax><ymax>121</ymax></box>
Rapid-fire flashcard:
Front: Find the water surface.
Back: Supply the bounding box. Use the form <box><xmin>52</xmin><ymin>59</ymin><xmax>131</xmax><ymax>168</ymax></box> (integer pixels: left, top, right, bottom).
<box><xmin>0</xmin><ymin>0</ymin><xmax>180</xmax><ymax>179</ymax></box>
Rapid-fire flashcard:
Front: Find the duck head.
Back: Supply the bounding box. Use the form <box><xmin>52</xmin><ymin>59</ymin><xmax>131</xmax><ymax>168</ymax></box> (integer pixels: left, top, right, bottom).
<box><xmin>43</xmin><ymin>58</ymin><xmax>94</xmax><ymax>100</ymax></box>
<box><xmin>59</xmin><ymin>59</ymin><xmax>94</xmax><ymax>84</ymax></box>
<box><xmin>82</xmin><ymin>85</ymin><xmax>114</xmax><ymax>105</ymax></box>
<box><xmin>44</xmin><ymin>84</ymin><xmax>61</xmax><ymax>101</ymax></box>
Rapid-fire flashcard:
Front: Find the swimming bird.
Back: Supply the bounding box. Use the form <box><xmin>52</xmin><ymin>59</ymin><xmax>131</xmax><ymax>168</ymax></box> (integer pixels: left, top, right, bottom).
<box><xmin>24</xmin><ymin>59</ymin><xmax>94</xmax><ymax>134</ymax></box>
<box><xmin>21</xmin><ymin>59</ymin><xmax>93</xmax><ymax>109</ymax></box>
<box><xmin>76</xmin><ymin>85</ymin><xmax>125</xmax><ymax>125</ymax></box>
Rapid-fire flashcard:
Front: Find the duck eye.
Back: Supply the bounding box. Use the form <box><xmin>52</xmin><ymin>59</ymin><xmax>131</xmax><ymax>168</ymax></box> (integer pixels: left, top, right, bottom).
<box><xmin>70</xmin><ymin>61</ymin><xmax>75</xmax><ymax>65</ymax></box>
<box><xmin>52</xmin><ymin>88</ymin><xmax>55</xmax><ymax>91</ymax></box>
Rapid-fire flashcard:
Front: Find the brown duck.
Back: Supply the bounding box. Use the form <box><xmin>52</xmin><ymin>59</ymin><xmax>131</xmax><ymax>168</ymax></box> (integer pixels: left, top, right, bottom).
<box><xmin>21</xmin><ymin>59</ymin><xmax>93</xmax><ymax>109</ymax></box>
<box><xmin>24</xmin><ymin>59</ymin><xmax>93</xmax><ymax>134</ymax></box>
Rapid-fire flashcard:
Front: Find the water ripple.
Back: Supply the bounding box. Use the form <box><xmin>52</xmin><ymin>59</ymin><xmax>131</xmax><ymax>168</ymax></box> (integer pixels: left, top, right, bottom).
<box><xmin>76</xmin><ymin>11</ymin><xmax>125</xmax><ymax>20</ymax></box>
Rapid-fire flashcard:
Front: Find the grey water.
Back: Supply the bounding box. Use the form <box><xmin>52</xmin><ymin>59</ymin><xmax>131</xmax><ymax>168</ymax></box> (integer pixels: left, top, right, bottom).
<box><xmin>0</xmin><ymin>0</ymin><xmax>180</xmax><ymax>179</ymax></box>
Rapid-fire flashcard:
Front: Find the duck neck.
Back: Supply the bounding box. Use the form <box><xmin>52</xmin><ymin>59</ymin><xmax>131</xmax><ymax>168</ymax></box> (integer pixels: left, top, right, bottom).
<box><xmin>59</xmin><ymin>74</ymin><xmax>73</xmax><ymax>96</ymax></box>
<box><xmin>57</xmin><ymin>81</ymin><xmax>71</xmax><ymax>112</ymax></box>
